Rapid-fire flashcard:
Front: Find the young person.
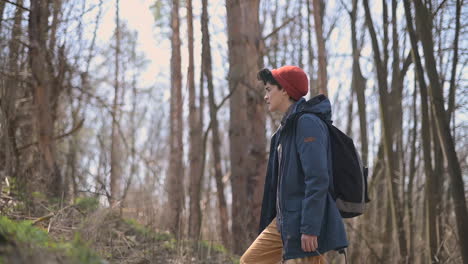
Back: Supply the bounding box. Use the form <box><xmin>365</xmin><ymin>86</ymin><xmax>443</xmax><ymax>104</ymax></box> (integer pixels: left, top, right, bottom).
<box><xmin>240</xmin><ymin>66</ymin><xmax>348</xmax><ymax>263</ymax></box>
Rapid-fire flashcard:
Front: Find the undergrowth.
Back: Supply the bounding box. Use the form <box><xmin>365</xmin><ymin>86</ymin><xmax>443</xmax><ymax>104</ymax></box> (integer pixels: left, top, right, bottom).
<box><xmin>0</xmin><ymin>216</ymin><xmax>103</xmax><ymax>264</ymax></box>
<box><xmin>0</xmin><ymin>194</ymin><xmax>239</xmax><ymax>263</ymax></box>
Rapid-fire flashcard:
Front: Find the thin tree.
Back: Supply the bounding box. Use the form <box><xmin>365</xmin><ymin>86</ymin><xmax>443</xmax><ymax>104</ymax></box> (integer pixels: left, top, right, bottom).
<box><xmin>344</xmin><ymin>0</ymin><xmax>368</xmax><ymax>261</ymax></box>
<box><xmin>402</xmin><ymin>2</ymin><xmax>436</xmax><ymax>262</ymax></box>
<box><xmin>362</xmin><ymin>0</ymin><xmax>408</xmax><ymax>260</ymax></box>
<box><xmin>167</xmin><ymin>0</ymin><xmax>184</xmax><ymax>236</ymax></box>
<box><xmin>447</xmin><ymin>0</ymin><xmax>462</xmax><ymax>122</ymax></box>
<box><xmin>187</xmin><ymin>0</ymin><xmax>203</xmax><ymax>242</ymax></box>
<box><xmin>110</xmin><ymin>0</ymin><xmax>122</xmax><ymax>207</ymax></box>
<box><xmin>312</xmin><ymin>0</ymin><xmax>327</xmax><ymax>96</ymax></box>
<box><xmin>0</xmin><ymin>0</ymin><xmax>6</xmax><ymax>35</ymax></box>
<box><xmin>201</xmin><ymin>0</ymin><xmax>230</xmax><ymax>248</ymax></box>
<box><xmin>306</xmin><ymin>0</ymin><xmax>315</xmax><ymax>95</ymax></box>
<box><xmin>412</xmin><ymin>1</ymin><xmax>468</xmax><ymax>262</ymax></box>
<box><xmin>2</xmin><ymin>0</ymin><xmax>23</xmax><ymax>193</ymax></box>
<box><xmin>350</xmin><ymin>0</ymin><xmax>368</xmax><ymax>166</ymax></box>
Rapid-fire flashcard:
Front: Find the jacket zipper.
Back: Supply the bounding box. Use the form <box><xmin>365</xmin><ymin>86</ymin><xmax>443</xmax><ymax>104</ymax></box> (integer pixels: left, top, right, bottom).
<box><xmin>277</xmin><ymin>141</ymin><xmax>284</xmax><ymax>230</ymax></box>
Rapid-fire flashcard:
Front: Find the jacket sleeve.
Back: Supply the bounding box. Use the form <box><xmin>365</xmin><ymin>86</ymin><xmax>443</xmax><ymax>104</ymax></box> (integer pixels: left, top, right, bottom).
<box><xmin>295</xmin><ymin>114</ymin><xmax>329</xmax><ymax>236</ymax></box>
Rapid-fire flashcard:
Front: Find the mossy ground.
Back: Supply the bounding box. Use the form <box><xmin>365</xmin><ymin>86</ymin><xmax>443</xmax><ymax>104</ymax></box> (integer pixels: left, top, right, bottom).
<box><xmin>0</xmin><ymin>216</ymin><xmax>102</xmax><ymax>264</ymax></box>
<box><xmin>0</xmin><ymin>195</ymin><xmax>239</xmax><ymax>263</ymax></box>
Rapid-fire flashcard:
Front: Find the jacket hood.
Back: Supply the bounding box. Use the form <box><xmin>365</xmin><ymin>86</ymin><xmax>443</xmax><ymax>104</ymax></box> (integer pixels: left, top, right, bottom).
<box><xmin>287</xmin><ymin>95</ymin><xmax>332</xmax><ymax>123</ymax></box>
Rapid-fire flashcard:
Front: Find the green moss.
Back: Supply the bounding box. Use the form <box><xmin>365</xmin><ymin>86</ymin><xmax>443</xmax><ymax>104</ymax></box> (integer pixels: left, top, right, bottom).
<box><xmin>124</xmin><ymin>218</ymin><xmax>148</xmax><ymax>235</ymax></box>
<box><xmin>0</xmin><ymin>216</ymin><xmax>49</xmax><ymax>247</ymax></box>
<box><xmin>200</xmin><ymin>239</ymin><xmax>228</xmax><ymax>254</ymax></box>
<box><xmin>123</xmin><ymin>218</ymin><xmax>173</xmax><ymax>242</ymax></box>
<box><xmin>31</xmin><ymin>191</ymin><xmax>46</xmax><ymax>200</ymax></box>
<box><xmin>230</xmin><ymin>256</ymin><xmax>240</xmax><ymax>264</ymax></box>
<box><xmin>155</xmin><ymin>231</ymin><xmax>172</xmax><ymax>241</ymax></box>
<box><xmin>75</xmin><ymin>197</ymin><xmax>99</xmax><ymax>213</ymax></box>
<box><xmin>162</xmin><ymin>238</ymin><xmax>177</xmax><ymax>251</ymax></box>
<box><xmin>66</xmin><ymin>233</ymin><xmax>102</xmax><ymax>264</ymax></box>
<box><xmin>0</xmin><ymin>216</ymin><xmax>103</xmax><ymax>263</ymax></box>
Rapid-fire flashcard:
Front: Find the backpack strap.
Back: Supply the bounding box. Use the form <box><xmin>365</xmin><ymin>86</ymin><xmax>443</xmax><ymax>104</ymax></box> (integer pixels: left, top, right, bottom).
<box><xmin>291</xmin><ymin>111</ymin><xmax>335</xmax><ymax>196</ymax></box>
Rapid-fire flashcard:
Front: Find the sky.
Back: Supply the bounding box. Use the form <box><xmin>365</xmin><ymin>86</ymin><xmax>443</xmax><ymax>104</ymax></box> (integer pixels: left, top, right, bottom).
<box><xmin>93</xmin><ymin>0</ymin><xmax>230</xmax><ymax>104</ymax></box>
<box><xmin>90</xmin><ymin>0</ymin><xmax>383</xmax><ymax>105</ymax></box>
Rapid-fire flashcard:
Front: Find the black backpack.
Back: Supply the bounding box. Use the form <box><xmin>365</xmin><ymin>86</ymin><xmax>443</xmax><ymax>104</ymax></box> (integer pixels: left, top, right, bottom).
<box><xmin>293</xmin><ymin>103</ymin><xmax>370</xmax><ymax>218</ymax></box>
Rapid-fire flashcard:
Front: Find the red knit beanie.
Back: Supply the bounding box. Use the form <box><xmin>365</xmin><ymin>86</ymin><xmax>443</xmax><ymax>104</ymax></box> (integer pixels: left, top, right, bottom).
<box><xmin>271</xmin><ymin>66</ymin><xmax>308</xmax><ymax>100</ymax></box>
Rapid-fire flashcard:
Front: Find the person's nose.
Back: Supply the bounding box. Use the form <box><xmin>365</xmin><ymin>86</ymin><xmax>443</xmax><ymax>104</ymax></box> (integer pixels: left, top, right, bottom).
<box><xmin>264</xmin><ymin>94</ymin><xmax>268</xmax><ymax>102</ymax></box>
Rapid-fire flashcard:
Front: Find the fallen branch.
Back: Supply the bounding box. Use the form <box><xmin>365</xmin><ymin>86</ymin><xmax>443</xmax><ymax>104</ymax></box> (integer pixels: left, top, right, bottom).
<box><xmin>32</xmin><ymin>204</ymin><xmax>75</xmax><ymax>226</ymax></box>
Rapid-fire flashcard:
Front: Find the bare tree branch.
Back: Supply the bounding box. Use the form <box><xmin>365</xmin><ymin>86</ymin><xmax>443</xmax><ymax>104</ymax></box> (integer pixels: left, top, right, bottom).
<box><xmin>18</xmin><ymin>118</ymin><xmax>85</xmax><ymax>151</ymax></box>
<box><xmin>263</xmin><ymin>16</ymin><xmax>296</xmax><ymax>41</ymax></box>
<box><xmin>1</xmin><ymin>0</ymin><xmax>29</xmax><ymax>12</ymax></box>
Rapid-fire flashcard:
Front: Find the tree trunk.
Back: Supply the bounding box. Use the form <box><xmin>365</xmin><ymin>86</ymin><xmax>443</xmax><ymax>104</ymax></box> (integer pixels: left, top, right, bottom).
<box><xmin>381</xmin><ymin>189</ymin><xmax>393</xmax><ymax>263</ymax></box>
<box><xmin>187</xmin><ymin>0</ymin><xmax>203</xmax><ymax>242</ymax></box>
<box><xmin>306</xmin><ymin>0</ymin><xmax>316</xmax><ymax>96</ymax></box>
<box><xmin>312</xmin><ymin>0</ymin><xmax>327</xmax><ymax>96</ymax></box>
<box><xmin>447</xmin><ymin>0</ymin><xmax>461</xmax><ymax>122</ymax></box>
<box><xmin>345</xmin><ymin>88</ymin><xmax>354</xmax><ymax>137</ymax></box>
<box><xmin>402</xmin><ymin>1</ymin><xmax>438</xmax><ymax>262</ymax></box>
<box><xmin>2</xmin><ymin>0</ymin><xmax>23</xmax><ymax>193</ymax></box>
<box><xmin>350</xmin><ymin>0</ymin><xmax>368</xmax><ymax>165</ymax></box>
<box><xmin>201</xmin><ymin>0</ymin><xmax>230</xmax><ymax>248</ymax></box>
<box><xmin>243</xmin><ymin>0</ymin><xmax>266</xmax><ymax>249</ymax></box>
<box><xmin>388</xmin><ymin>4</ymin><xmax>409</xmax><ymax>262</ymax></box>
<box><xmin>348</xmin><ymin>2</ymin><xmax>368</xmax><ymax>262</ymax></box>
<box><xmin>362</xmin><ymin>0</ymin><xmax>408</xmax><ymax>260</ymax></box>
<box><xmin>110</xmin><ymin>0</ymin><xmax>122</xmax><ymax>207</ymax></box>
<box><xmin>226</xmin><ymin>0</ymin><xmax>265</xmax><ymax>254</ymax></box>
<box><xmin>412</xmin><ymin>1</ymin><xmax>468</xmax><ymax>263</ymax></box>
<box><xmin>431</xmin><ymin>110</ymin><xmax>444</xmax><ymax>261</ymax></box>
<box><xmin>29</xmin><ymin>0</ymin><xmax>62</xmax><ymax>199</ymax></box>
<box><xmin>167</xmin><ymin>0</ymin><xmax>184</xmax><ymax>236</ymax></box>
<box><xmin>406</xmin><ymin>79</ymin><xmax>418</xmax><ymax>264</ymax></box>
<box><xmin>0</xmin><ymin>0</ymin><xmax>6</xmax><ymax>34</ymax></box>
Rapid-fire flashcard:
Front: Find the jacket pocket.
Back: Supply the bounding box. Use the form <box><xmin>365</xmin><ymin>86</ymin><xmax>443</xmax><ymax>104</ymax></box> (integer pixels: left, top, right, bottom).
<box><xmin>285</xmin><ymin>198</ymin><xmax>302</xmax><ymax>212</ymax></box>
<box><xmin>284</xmin><ymin>198</ymin><xmax>303</xmax><ymax>240</ymax></box>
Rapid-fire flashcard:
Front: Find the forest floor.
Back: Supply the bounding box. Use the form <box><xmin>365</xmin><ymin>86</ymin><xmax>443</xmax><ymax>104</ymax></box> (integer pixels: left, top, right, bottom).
<box><xmin>0</xmin><ymin>193</ymin><xmax>238</xmax><ymax>264</ymax></box>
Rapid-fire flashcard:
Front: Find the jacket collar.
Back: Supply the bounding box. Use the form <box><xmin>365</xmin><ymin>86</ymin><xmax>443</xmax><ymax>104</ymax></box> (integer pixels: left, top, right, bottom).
<box><xmin>280</xmin><ymin>98</ymin><xmax>306</xmax><ymax>126</ymax></box>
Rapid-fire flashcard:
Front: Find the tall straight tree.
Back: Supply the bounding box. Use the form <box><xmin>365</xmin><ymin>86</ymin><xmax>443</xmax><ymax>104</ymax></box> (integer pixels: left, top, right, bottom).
<box><xmin>412</xmin><ymin>1</ymin><xmax>468</xmax><ymax>262</ymax></box>
<box><xmin>2</xmin><ymin>0</ymin><xmax>23</xmax><ymax>192</ymax></box>
<box><xmin>447</xmin><ymin>0</ymin><xmax>462</xmax><ymax>122</ymax></box>
<box><xmin>402</xmin><ymin>1</ymin><xmax>437</xmax><ymax>262</ymax></box>
<box><xmin>29</xmin><ymin>0</ymin><xmax>63</xmax><ymax>199</ymax></box>
<box><xmin>226</xmin><ymin>0</ymin><xmax>265</xmax><ymax>254</ymax></box>
<box><xmin>306</xmin><ymin>0</ymin><xmax>315</xmax><ymax>95</ymax></box>
<box><xmin>346</xmin><ymin>0</ymin><xmax>368</xmax><ymax>261</ymax></box>
<box><xmin>110</xmin><ymin>0</ymin><xmax>122</xmax><ymax>207</ymax></box>
<box><xmin>0</xmin><ymin>0</ymin><xmax>5</xmax><ymax>34</ymax></box>
<box><xmin>201</xmin><ymin>0</ymin><xmax>230</xmax><ymax>248</ymax></box>
<box><xmin>362</xmin><ymin>0</ymin><xmax>409</xmax><ymax>260</ymax></box>
<box><xmin>187</xmin><ymin>0</ymin><xmax>203</xmax><ymax>241</ymax></box>
<box><xmin>312</xmin><ymin>0</ymin><xmax>327</xmax><ymax>96</ymax></box>
<box><xmin>349</xmin><ymin>0</ymin><xmax>368</xmax><ymax>165</ymax></box>
<box><xmin>167</xmin><ymin>0</ymin><xmax>184</xmax><ymax>236</ymax></box>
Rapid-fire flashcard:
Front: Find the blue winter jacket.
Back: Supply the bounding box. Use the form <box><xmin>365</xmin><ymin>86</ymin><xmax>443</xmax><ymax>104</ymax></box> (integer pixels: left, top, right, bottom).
<box><xmin>258</xmin><ymin>95</ymin><xmax>348</xmax><ymax>260</ymax></box>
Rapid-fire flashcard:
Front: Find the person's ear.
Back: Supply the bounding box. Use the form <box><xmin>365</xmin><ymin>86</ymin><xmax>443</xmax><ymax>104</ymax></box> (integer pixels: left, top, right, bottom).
<box><xmin>281</xmin><ymin>89</ymin><xmax>289</xmax><ymax>97</ymax></box>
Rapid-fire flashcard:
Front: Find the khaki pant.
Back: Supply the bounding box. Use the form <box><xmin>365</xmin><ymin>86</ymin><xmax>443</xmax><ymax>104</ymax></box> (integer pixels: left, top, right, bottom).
<box><xmin>240</xmin><ymin>218</ymin><xmax>326</xmax><ymax>264</ymax></box>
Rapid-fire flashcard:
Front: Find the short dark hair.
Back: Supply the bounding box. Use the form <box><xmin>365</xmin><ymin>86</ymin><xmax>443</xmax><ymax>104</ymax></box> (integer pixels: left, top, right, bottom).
<box><xmin>257</xmin><ymin>68</ymin><xmax>282</xmax><ymax>89</ymax></box>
